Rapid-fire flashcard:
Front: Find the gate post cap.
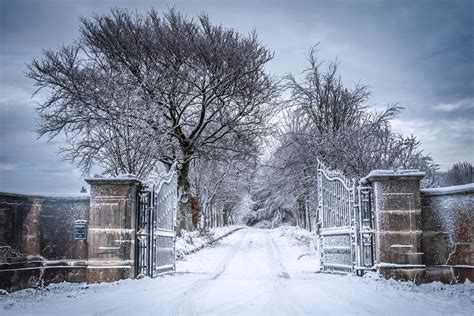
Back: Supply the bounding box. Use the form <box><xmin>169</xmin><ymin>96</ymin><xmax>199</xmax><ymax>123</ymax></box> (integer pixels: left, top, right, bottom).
<box><xmin>364</xmin><ymin>169</ymin><xmax>426</xmax><ymax>182</ymax></box>
<box><xmin>85</xmin><ymin>175</ymin><xmax>144</xmax><ymax>186</ymax></box>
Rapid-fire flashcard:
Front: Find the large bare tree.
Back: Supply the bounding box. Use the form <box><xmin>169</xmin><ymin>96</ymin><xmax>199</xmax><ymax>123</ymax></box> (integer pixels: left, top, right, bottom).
<box><xmin>27</xmin><ymin>8</ymin><xmax>279</xmax><ymax>230</ymax></box>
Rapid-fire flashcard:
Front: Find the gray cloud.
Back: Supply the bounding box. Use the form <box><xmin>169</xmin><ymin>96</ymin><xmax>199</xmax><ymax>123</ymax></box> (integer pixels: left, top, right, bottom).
<box><xmin>0</xmin><ymin>0</ymin><xmax>473</xmax><ymax>194</ymax></box>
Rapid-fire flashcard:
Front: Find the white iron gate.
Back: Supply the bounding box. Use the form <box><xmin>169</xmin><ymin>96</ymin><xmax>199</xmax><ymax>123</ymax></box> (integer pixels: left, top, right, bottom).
<box><xmin>136</xmin><ymin>166</ymin><xmax>178</xmax><ymax>277</ymax></box>
<box><xmin>317</xmin><ymin>160</ymin><xmax>375</xmax><ymax>274</ymax></box>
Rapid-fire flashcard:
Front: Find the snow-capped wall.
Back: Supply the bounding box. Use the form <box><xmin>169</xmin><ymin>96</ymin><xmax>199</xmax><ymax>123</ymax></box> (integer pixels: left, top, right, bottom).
<box><xmin>0</xmin><ymin>176</ymin><xmax>144</xmax><ymax>293</ymax></box>
<box><xmin>367</xmin><ymin>170</ymin><xmax>473</xmax><ymax>283</ymax></box>
<box><xmin>0</xmin><ymin>192</ymin><xmax>90</xmax><ymax>292</ymax></box>
<box><xmin>421</xmin><ymin>184</ymin><xmax>474</xmax><ymax>283</ymax></box>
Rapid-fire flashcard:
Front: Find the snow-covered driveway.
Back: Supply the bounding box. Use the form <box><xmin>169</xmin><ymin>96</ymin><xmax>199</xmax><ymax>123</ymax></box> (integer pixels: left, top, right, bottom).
<box><xmin>2</xmin><ymin>228</ymin><xmax>473</xmax><ymax>315</ymax></box>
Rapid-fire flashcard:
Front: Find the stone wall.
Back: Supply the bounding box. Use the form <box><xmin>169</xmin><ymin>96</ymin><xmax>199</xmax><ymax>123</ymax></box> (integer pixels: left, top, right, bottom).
<box><xmin>366</xmin><ymin>169</ymin><xmax>474</xmax><ymax>284</ymax></box>
<box><xmin>0</xmin><ymin>192</ymin><xmax>90</xmax><ymax>292</ymax></box>
<box><xmin>421</xmin><ymin>184</ymin><xmax>474</xmax><ymax>283</ymax></box>
<box><xmin>0</xmin><ymin>176</ymin><xmax>143</xmax><ymax>292</ymax></box>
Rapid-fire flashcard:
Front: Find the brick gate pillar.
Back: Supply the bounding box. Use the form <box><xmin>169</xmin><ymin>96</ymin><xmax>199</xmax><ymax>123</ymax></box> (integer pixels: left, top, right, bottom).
<box><xmin>366</xmin><ymin>170</ymin><xmax>426</xmax><ymax>282</ymax></box>
<box><xmin>85</xmin><ymin>176</ymin><xmax>143</xmax><ymax>283</ymax></box>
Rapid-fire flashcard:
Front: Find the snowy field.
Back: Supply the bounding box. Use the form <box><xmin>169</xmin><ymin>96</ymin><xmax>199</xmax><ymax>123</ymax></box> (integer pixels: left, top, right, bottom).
<box><xmin>1</xmin><ymin>227</ymin><xmax>473</xmax><ymax>315</ymax></box>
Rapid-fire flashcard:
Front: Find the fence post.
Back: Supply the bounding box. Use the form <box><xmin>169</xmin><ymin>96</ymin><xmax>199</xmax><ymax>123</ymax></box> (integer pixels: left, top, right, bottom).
<box><xmin>85</xmin><ymin>176</ymin><xmax>143</xmax><ymax>283</ymax></box>
<box><xmin>365</xmin><ymin>170</ymin><xmax>426</xmax><ymax>283</ymax></box>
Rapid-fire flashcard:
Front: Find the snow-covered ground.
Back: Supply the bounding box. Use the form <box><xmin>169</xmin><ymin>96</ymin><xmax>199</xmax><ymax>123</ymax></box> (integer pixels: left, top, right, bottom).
<box><xmin>176</xmin><ymin>225</ymin><xmax>244</xmax><ymax>258</ymax></box>
<box><xmin>1</xmin><ymin>227</ymin><xmax>473</xmax><ymax>315</ymax></box>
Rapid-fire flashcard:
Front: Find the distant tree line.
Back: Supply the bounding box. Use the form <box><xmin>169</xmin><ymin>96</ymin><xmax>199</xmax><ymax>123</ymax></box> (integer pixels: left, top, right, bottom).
<box><xmin>438</xmin><ymin>162</ymin><xmax>473</xmax><ymax>186</ymax></box>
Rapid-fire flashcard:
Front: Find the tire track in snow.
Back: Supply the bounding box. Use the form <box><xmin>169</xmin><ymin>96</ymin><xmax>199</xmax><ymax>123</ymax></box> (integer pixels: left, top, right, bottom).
<box><xmin>268</xmin><ymin>233</ymin><xmax>290</xmax><ymax>279</ymax></box>
<box><xmin>265</xmin><ymin>231</ymin><xmax>350</xmax><ymax>315</ymax></box>
<box><xmin>264</xmin><ymin>231</ymin><xmax>306</xmax><ymax>315</ymax></box>
<box><xmin>204</xmin><ymin>230</ymin><xmax>275</xmax><ymax>315</ymax></box>
<box><xmin>168</xmin><ymin>229</ymin><xmax>249</xmax><ymax>315</ymax></box>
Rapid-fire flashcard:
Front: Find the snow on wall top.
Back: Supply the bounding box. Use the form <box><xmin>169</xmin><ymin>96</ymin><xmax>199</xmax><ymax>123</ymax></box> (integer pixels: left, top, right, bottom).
<box><xmin>421</xmin><ymin>183</ymin><xmax>474</xmax><ymax>196</ymax></box>
<box><xmin>85</xmin><ymin>174</ymin><xmax>144</xmax><ymax>185</ymax></box>
<box><xmin>361</xmin><ymin>169</ymin><xmax>426</xmax><ymax>183</ymax></box>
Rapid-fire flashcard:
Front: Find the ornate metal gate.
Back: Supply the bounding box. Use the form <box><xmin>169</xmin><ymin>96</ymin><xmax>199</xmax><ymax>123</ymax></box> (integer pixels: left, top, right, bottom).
<box><xmin>136</xmin><ymin>166</ymin><xmax>178</xmax><ymax>277</ymax></box>
<box><xmin>317</xmin><ymin>160</ymin><xmax>375</xmax><ymax>274</ymax></box>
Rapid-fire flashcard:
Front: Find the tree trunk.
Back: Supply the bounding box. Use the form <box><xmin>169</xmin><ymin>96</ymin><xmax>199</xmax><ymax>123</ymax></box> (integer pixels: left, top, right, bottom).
<box><xmin>306</xmin><ymin>199</ymin><xmax>312</xmax><ymax>232</ymax></box>
<box><xmin>210</xmin><ymin>204</ymin><xmax>214</xmax><ymax>228</ymax></box>
<box><xmin>202</xmin><ymin>202</ymin><xmax>208</xmax><ymax>230</ymax></box>
<box><xmin>191</xmin><ymin>196</ymin><xmax>202</xmax><ymax>229</ymax></box>
<box><xmin>177</xmin><ymin>159</ymin><xmax>192</xmax><ymax>233</ymax></box>
<box><xmin>223</xmin><ymin>207</ymin><xmax>228</xmax><ymax>226</ymax></box>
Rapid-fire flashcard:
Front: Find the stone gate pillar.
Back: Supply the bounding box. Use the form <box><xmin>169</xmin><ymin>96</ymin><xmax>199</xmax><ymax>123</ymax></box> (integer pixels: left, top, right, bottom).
<box><xmin>85</xmin><ymin>176</ymin><xmax>143</xmax><ymax>283</ymax></box>
<box><xmin>366</xmin><ymin>170</ymin><xmax>426</xmax><ymax>282</ymax></box>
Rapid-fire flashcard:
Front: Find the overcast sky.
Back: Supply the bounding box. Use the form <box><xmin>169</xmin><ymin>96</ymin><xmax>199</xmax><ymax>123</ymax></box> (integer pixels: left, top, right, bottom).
<box><xmin>1</xmin><ymin>0</ymin><xmax>473</xmax><ymax>195</ymax></box>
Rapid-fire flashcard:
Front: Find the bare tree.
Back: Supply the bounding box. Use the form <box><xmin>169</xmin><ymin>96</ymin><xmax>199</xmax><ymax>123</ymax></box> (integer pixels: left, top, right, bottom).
<box><xmin>285</xmin><ymin>47</ymin><xmax>435</xmax><ymax>177</ymax></box>
<box><xmin>250</xmin><ymin>46</ymin><xmax>437</xmax><ymax>230</ymax></box>
<box><xmin>286</xmin><ymin>45</ymin><xmax>373</xmax><ymax>135</ymax></box>
<box><xmin>27</xmin><ymin>8</ymin><xmax>279</xmax><ymax>230</ymax></box>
